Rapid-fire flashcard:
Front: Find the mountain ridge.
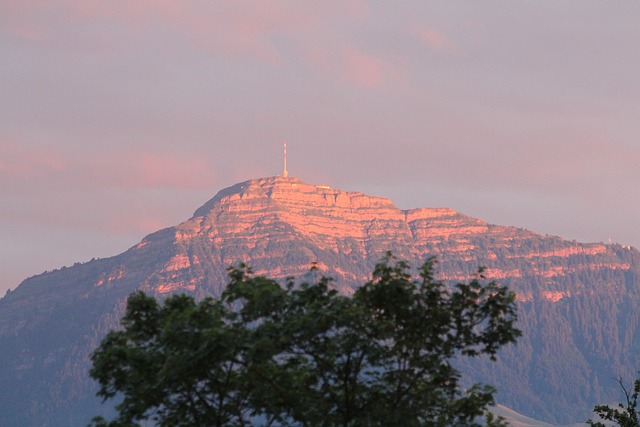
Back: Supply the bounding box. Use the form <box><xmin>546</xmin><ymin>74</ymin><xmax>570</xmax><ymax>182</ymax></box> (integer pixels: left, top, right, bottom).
<box><xmin>1</xmin><ymin>176</ymin><xmax>639</xmax><ymax>425</ymax></box>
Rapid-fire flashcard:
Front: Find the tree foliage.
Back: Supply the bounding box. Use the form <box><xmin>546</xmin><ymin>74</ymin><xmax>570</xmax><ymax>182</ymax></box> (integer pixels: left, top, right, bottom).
<box><xmin>588</xmin><ymin>376</ymin><xmax>640</xmax><ymax>427</ymax></box>
<box><xmin>89</xmin><ymin>253</ymin><xmax>520</xmax><ymax>426</ymax></box>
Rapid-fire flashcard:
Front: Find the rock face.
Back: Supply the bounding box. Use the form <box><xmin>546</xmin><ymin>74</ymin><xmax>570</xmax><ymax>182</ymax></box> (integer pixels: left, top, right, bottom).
<box><xmin>1</xmin><ymin>176</ymin><xmax>640</xmax><ymax>425</ymax></box>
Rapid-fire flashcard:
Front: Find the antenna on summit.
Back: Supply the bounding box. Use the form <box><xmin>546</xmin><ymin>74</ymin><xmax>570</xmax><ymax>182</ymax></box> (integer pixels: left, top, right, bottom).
<box><xmin>283</xmin><ymin>140</ymin><xmax>289</xmax><ymax>178</ymax></box>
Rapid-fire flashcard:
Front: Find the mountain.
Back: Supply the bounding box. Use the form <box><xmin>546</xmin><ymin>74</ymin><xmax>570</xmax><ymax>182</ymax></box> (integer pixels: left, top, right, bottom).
<box><xmin>489</xmin><ymin>405</ymin><xmax>556</xmax><ymax>427</ymax></box>
<box><xmin>1</xmin><ymin>176</ymin><xmax>639</xmax><ymax>425</ymax></box>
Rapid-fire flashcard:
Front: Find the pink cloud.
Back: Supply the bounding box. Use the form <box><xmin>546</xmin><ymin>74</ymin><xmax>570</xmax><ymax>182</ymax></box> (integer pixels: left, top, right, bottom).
<box><xmin>103</xmin><ymin>214</ymin><xmax>171</xmax><ymax>236</ymax></box>
<box><xmin>133</xmin><ymin>151</ymin><xmax>217</xmax><ymax>189</ymax></box>
<box><xmin>304</xmin><ymin>44</ymin><xmax>403</xmax><ymax>90</ymax></box>
<box><xmin>2</xmin><ymin>0</ymin><xmax>398</xmax><ymax>90</ymax></box>
<box><xmin>1</xmin><ymin>1</ymin><xmax>369</xmax><ymax>65</ymax></box>
<box><xmin>413</xmin><ymin>26</ymin><xmax>456</xmax><ymax>52</ymax></box>
<box><xmin>0</xmin><ymin>138</ymin><xmax>219</xmax><ymax>192</ymax></box>
<box><xmin>76</xmin><ymin>149</ymin><xmax>219</xmax><ymax>190</ymax></box>
<box><xmin>0</xmin><ymin>142</ymin><xmax>221</xmax><ymax>239</ymax></box>
<box><xmin>344</xmin><ymin>50</ymin><xmax>385</xmax><ymax>88</ymax></box>
<box><xmin>148</xmin><ymin>1</ymin><xmax>369</xmax><ymax>65</ymax></box>
<box><xmin>0</xmin><ymin>140</ymin><xmax>67</xmax><ymax>179</ymax></box>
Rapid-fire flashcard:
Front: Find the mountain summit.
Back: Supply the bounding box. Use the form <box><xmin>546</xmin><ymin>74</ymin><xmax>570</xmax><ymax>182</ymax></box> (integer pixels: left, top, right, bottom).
<box><xmin>1</xmin><ymin>176</ymin><xmax>640</xmax><ymax>425</ymax></box>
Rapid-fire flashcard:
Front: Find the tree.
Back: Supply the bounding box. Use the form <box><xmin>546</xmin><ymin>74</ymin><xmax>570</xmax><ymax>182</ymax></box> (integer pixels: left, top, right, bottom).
<box><xmin>588</xmin><ymin>376</ymin><xmax>640</xmax><ymax>427</ymax></box>
<box><xmin>89</xmin><ymin>292</ymin><xmax>254</xmax><ymax>427</ymax></box>
<box><xmin>90</xmin><ymin>253</ymin><xmax>520</xmax><ymax>426</ymax></box>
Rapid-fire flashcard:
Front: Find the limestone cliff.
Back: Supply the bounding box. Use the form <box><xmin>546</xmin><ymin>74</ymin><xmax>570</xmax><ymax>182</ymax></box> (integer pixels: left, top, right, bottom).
<box><xmin>128</xmin><ymin>177</ymin><xmax>633</xmax><ymax>304</ymax></box>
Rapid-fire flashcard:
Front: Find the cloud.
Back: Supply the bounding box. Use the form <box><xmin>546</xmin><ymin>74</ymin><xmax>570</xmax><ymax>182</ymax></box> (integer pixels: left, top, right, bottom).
<box><xmin>344</xmin><ymin>49</ymin><xmax>385</xmax><ymax>88</ymax></box>
<box><xmin>0</xmin><ymin>143</ymin><xmax>218</xmax><ymax>236</ymax></box>
<box><xmin>0</xmin><ymin>138</ymin><xmax>219</xmax><ymax>192</ymax></box>
<box><xmin>0</xmin><ymin>140</ymin><xmax>67</xmax><ymax>180</ymax></box>
<box><xmin>1</xmin><ymin>0</ymin><xmax>401</xmax><ymax>89</ymax></box>
<box><xmin>106</xmin><ymin>151</ymin><xmax>219</xmax><ymax>189</ymax></box>
<box><xmin>1</xmin><ymin>1</ymin><xmax>369</xmax><ymax>64</ymax></box>
<box><xmin>302</xmin><ymin>43</ymin><xmax>404</xmax><ymax>90</ymax></box>
<box><xmin>413</xmin><ymin>25</ymin><xmax>456</xmax><ymax>53</ymax></box>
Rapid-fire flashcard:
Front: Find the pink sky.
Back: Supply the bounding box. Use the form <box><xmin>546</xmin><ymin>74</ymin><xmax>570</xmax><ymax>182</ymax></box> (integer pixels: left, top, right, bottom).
<box><xmin>2</xmin><ymin>1</ymin><xmax>640</xmax><ymax>295</ymax></box>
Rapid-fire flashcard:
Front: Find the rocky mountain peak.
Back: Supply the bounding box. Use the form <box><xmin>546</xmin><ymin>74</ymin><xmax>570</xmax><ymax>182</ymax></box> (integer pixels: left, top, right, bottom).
<box><xmin>192</xmin><ymin>176</ymin><xmax>397</xmax><ymax>219</ymax></box>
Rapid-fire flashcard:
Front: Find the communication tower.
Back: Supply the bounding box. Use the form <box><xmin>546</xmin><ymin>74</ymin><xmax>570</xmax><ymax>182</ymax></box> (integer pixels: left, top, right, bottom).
<box><xmin>283</xmin><ymin>140</ymin><xmax>288</xmax><ymax>178</ymax></box>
